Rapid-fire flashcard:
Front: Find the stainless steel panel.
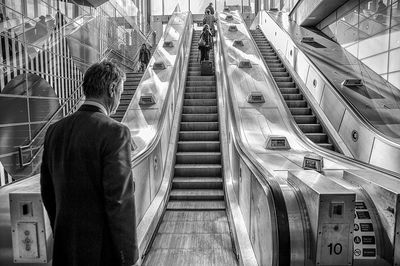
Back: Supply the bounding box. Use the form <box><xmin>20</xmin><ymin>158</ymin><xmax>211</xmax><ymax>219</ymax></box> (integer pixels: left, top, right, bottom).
<box><xmin>285</xmin><ymin>40</ymin><xmax>295</xmax><ymax>68</ymax></box>
<box><xmin>320</xmin><ymin>83</ymin><xmax>346</xmax><ymax>131</ymax></box>
<box><xmin>306</xmin><ymin>66</ymin><xmax>326</xmax><ymax>105</ymax></box>
<box><xmin>225</xmin><ymin>39</ymin><xmax>260</xmax><ymax>65</ymax></box>
<box><xmin>295</xmin><ymin>51</ymin><xmax>310</xmax><ymax>83</ymax></box>
<box><xmin>149</xmin><ymin>143</ymin><xmax>163</xmax><ymax>201</ymax></box>
<box><xmin>256</xmin><ymin>154</ymin><xmax>301</xmax><ymax>171</ymax></box>
<box><xmin>338</xmin><ymin>110</ymin><xmax>374</xmax><ymax>162</ymax></box>
<box><xmin>132</xmin><ymin>158</ymin><xmax>151</xmax><ymax>226</ymax></box>
<box><xmin>230</xmin><ymin>65</ymin><xmax>279</xmax><ymax>109</ymax></box>
<box><xmin>9</xmin><ymin>192</ymin><xmax>52</xmax><ymax>263</ymax></box>
<box><xmin>219</xmin><ymin>20</ymin><xmax>250</xmax><ymax>41</ymax></box>
<box><xmin>369</xmin><ymin>138</ymin><xmax>400</xmax><ymax>173</ymax></box>
<box><xmin>289</xmin><ymin>171</ymin><xmax>355</xmax><ymax>265</ymax></box>
<box><xmin>250</xmin><ymin>177</ymin><xmax>275</xmax><ymax>266</ymax></box>
<box><xmin>239</xmin><ymin>160</ymin><xmax>251</xmax><ymax>233</ymax></box>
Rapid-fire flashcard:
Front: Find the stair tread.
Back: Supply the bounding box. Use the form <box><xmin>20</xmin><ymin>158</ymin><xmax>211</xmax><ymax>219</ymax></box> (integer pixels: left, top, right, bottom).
<box><xmin>167</xmin><ymin>201</ymin><xmax>225</xmax><ymax>210</ymax></box>
<box><xmin>170</xmin><ymin>189</ymin><xmax>224</xmax><ymax>196</ymax></box>
<box><xmin>175</xmin><ymin>164</ymin><xmax>222</xmax><ymax>168</ymax></box>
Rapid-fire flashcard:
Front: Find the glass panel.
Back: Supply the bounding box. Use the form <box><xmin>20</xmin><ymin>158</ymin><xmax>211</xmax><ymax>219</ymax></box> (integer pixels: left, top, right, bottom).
<box><xmin>165</xmin><ymin>0</ymin><xmax>188</xmax><ymax>14</ymax></box>
<box><xmin>336</xmin><ymin>5</ymin><xmax>359</xmax><ymax>47</ymax></box>
<box><xmin>190</xmin><ymin>0</ymin><xmax>211</xmax><ymax>14</ymax></box>
<box><xmin>223</xmin><ymin>0</ymin><xmax>242</xmax><ymax>12</ymax></box>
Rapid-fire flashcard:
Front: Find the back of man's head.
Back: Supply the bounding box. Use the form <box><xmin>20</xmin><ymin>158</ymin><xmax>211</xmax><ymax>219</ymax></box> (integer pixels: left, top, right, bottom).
<box><xmin>83</xmin><ymin>61</ymin><xmax>125</xmax><ymax>98</ymax></box>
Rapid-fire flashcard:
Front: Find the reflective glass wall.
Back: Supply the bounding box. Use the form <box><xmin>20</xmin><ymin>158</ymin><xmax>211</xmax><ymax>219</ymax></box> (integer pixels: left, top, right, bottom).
<box><xmin>318</xmin><ymin>0</ymin><xmax>400</xmax><ymax>90</ymax></box>
<box><xmin>0</xmin><ymin>0</ymin><xmax>143</xmax><ymax>186</ymax></box>
<box><xmin>151</xmin><ymin>0</ymin><xmax>257</xmax><ymax>15</ymax></box>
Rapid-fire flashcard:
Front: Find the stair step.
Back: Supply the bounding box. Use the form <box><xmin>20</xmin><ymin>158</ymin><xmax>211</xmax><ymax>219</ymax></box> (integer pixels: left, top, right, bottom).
<box><xmin>274</xmin><ymin>77</ymin><xmax>292</xmax><ymax>82</ymax></box>
<box><xmin>186</xmin><ymin>81</ymin><xmax>215</xmax><ymax>87</ymax></box>
<box><xmin>290</xmin><ymin>108</ymin><xmax>312</xmax><ymax>115</ymax></box>
<box><xmin>185</xmin><ymin>86</ymin><xmax>216</xmax><ymax>93</ymax></box>
<box><xmin>184</xmin><ymin>99</ymin><xmax>217</xmax><ymax>106</ymax></box>
<box><xmin>298</xmin><ymin>123</ymin><xmax>323</xmax><ymax>133</ymax></box>
<box><xmin>176</xmin><ymin>152</ymin><xmax>221</xmax><ymax>164</ymax></box>
<box><xmin>318</xmin><ymin>143</ymin><xmax>334</xmax><ymax>150</ymax></box>
<box><xmin>282</xmin><ymin>94</ymin><xmax>303</xmax><ymax>100</ymax></box>
<box><xmin>181</xmin><ymin>114</ymin><xmax>218</xmax><ymax>122</ymax></box>
<box><xmin>182</xmin><ymin>106</ymin><xmax>217</xmax><ymax>114</ymax></box>
<box><xmin>293</xmin><ymin>115</ymin><xmax>317</xmax><ymax>124</ymax></box>
<box><xmin>179</xmin><ymin>131</ymin><xmax>219</xmax><ymax>141</ymax></box>
<box><xmin>305</xmin><ymin>133</ymin><xmax>328</xmax><ymax>143</ymax></box>
<box><xmin>167</xmin><ymin>200</ymin><xmax>225</xmax><ymax>210</ymax></box>
<box><xmin>172</xmin><ymin>177</ymin><xmax>223</xmax><ymax>189</ymax></box>
<box><xmin>272</xmin><ymin>72</ymin><xmax>289</xmax><ymax>77</ymax></box>
<box><xmin>285</xmin><ymin>100</ymin><xmax>308</xmax><ymax>108</ymax></box>
<box><xmin>280</xmin><ymin>87</ymin><xmax>299</xmax><ymax>94</ymax></box>
<box><xmin>184</xmin><ymin>92</ymin><xmax>217</xmax><ymax>99</ymax></box>
<box><xmin>187</xmin><ymin>76</ymin><xmax>215</xmax><ymax>81</ymax></box>
<box><xmin>169</xmin><ymin>189</ymin><xmax>224</xmax><ymax>200</ymax></box>
<box><xmin>178</xmin><ymin>141</ymin><xmax>220</xmax><ymax>152</ymax></box>
<box><xmin>180</xmin><ymin>122</ymin><xmax>219</xmax><ymax>131</ymax></box>
<box><xmin>174</xmin><ymin>164</ymin><xmax>221</xmax><ymax>177</ymax></box>
<box><xmin>276</xmin><ymin>81</ymin><xmax>296</xmax><ymax>88</ymax></box>
<box><xmin>269</xmin><ymin>67</ymin><xmax>286</xmax><ymax>72</ymax></box>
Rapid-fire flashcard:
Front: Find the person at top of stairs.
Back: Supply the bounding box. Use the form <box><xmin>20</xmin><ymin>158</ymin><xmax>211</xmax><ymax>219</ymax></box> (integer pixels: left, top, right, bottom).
<box><xmin>198</xmin><ymin>24</ymin><xmax>213</xmax><ymax>62</ymax></box>
<box><xmin>139</xmin><ymin>43</ymin><xmax>151</xmax><ymax>72</ymax></box>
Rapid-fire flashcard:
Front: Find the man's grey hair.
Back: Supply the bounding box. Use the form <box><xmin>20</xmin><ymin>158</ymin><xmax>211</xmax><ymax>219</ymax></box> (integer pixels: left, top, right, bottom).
<box><xmin>82</xmin><ymin>61</ymin><xmax>126</xmax><ymax>98</ymax></box>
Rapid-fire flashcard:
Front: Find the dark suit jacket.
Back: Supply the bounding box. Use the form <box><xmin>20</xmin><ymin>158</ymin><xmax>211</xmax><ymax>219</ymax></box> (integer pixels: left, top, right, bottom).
<box><xmin>40</xmin><ymin>104</ymin><xmax>138</xmax><ymax>266</ymax></box>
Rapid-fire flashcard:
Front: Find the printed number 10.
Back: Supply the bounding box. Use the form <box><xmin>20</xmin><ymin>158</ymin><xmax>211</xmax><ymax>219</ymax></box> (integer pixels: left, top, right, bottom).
<box><xmin>328</xmin><ymin>243</ymin><xmax>343</xmax><ymax>255</ymax></box>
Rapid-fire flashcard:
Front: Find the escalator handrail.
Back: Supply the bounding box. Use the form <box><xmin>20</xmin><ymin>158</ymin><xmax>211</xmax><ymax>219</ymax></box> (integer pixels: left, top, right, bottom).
<box><xmin>216</xmin><ymin>11</ymin><xmax>291</xmax><ymax>265</ymax></box>
<box><xmin>130</xmin><ymin>9</ymin><xmax>192</xmax><ymax>167</ymax></box>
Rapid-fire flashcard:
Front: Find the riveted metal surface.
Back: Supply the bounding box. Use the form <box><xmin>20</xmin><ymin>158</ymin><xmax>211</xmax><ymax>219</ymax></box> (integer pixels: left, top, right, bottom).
<box><xmin>306</xmin><ymin>66</ymin><xmax>326</xmax><ymax>105</ymax></box>
<box><xmin>338</xmin><ymin>110</ymin><xmax>374</xmax><ymax>162</ymax></box>
<box><xmin>149</xmin><ymin>143</ymin><xmax>163</xmax><ymax>201</ymax></box>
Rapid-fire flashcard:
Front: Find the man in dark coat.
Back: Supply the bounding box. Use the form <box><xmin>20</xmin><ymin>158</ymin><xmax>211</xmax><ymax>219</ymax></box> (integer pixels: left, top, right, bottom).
<box><xmin>40</xmin><ymin>61</ymin><xmax>139</xmax><ymax>266</ymax></box>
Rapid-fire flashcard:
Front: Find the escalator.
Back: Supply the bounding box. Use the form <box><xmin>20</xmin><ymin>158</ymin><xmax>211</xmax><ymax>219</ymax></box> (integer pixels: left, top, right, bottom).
<box><xmin>143</xmin><ymin>30</ymin><xmax>237</xmax><ymax>265</ymax></box>
<box><xmin>251</xmin><ymin>29</ymin><xmax>338</xmax><ymax>151</ymax></box>
<box><xmin>111</xmin><ymin>72</ymin><xmax>143</xmax><ymax>122</ymax></box>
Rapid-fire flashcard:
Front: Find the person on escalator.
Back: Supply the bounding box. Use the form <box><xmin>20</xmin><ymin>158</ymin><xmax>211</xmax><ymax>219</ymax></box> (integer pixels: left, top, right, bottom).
<box><xmin>203</xmin><ymin>9</ymin><xmax>217</xmax><ymax>36</ymax></box>
<box><xmin>198</xmin><ymin>24</ymin><xmax>213</xmax><ymax>62</ymax></box>
<box><xmin>138</xmin><ymin>43</ymin><xmax>151</xmax><ymax>72</ymax></box>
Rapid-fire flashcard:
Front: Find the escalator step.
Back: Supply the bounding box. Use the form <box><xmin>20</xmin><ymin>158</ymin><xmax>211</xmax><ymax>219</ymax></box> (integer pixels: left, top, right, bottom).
<box><xmin>182</xmin><ymin>106</ymin><xmax>217</xmax><ymax>114</ymax></box>
<box><xmin>298</xmin><ymin>124</ymin><xmax>323</xmax><ymax>133</ymax></box>
<box><xmin>176</xmin><ymin>152</ymin><xmax>221</xmax><ymax>164</ymax></box>
<box><xmin>179</xmin><ymin>131</ymin><xmax>220</xmax><ymax>141</ymax></box>
<box><xmin>285</xmin><ymin>100</ymin><xmax>308</xmax><ymax>108</ymax></box>
<box><xmin>178</xmin><ymin>141</ymin><xmax>220</xmax><ymax>152</ymax></box>
<box><xmin>174</xmin><ymin>164</ymin><xmax>221</xmax><ymax>177</ymax></box>
<box><xmin>183</xmin><ymin>99</ymin><xmax>217</xmax><ymax>106</ymax></box>
<box><xmin>290</xmin><ymin>108</ymin><xmax>312</xmax><ymax>115</ymax></box>
<box><xmin>293</xmin><ymin>115</ymin><xmax>316</xmax><ymax>124</ymax></box>
<box><xmin>181</xmin><ymin>114</ymin><xmax>218</xmax><ymax>122</ymax></box>
<box><xmin>180</xmin><ymin>122</ymin><xmax>219</xmax><ymax>131</ymax></box>
<box><xmin>282</xmin><ymin>94</ymin><xmax>303</xmax><ymax>101</ymax></box>
<box><xmin>169</xmin><ymin>189</ymin><xmax>224</xmax><ymax>200</ymax></box>
<box><xmin>172</xmin><ymin>177</ymin><xmax>223</xmax><ymax>189</ymax></box>
<box><xmin>184</xmin><ymin>92</ymin><xmax>217</xmax><ymax>99</ymax></box>
<box><xmin>166</xmin><ymin>200</ymin><xmax>225</xmax><ymax>210</ymax></box>
<box><xmin>305</xmin><ymin>133</ymin><xmax>328</xmax><ymax>143</ymax></box>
